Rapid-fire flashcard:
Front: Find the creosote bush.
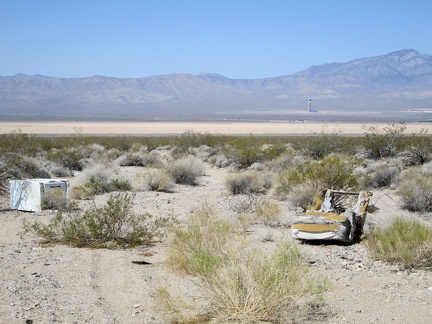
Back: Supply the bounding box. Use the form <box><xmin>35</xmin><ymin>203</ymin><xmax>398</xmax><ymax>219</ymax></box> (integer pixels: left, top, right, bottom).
<box><xmin>276</xmin><ymin>155</ymin><xmax>366</xmax><ymax>196</ymax></box>
<box><xmin>366</xmin><ymin>217</ymin><xmax>432</xmax><ymax>269</ymax></box>
<box><xmin>23</xmin><ymin>193</ymin><xmax>173</xmax><ymax>248</ymax></box>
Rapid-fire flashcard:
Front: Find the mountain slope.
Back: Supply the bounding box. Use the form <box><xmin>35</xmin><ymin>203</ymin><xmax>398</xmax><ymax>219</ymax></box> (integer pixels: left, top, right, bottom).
<box><xmin>1</xmin><ymin>49</ymin><xmax>431</xmax><ymax>122</ymax></box>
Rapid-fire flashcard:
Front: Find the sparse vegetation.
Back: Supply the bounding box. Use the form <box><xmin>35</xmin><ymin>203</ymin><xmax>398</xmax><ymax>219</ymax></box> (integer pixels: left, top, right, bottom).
<box><xmin>143</xmin><ymin>168</ymin><xmax>175</xmax><ymax>192</ymax></box>
<box><xmin>276</xmin><ymin>154</ymin><xmax>366</xmax><ymax>196</ymax></box>
<box><xmin>397</xmin><ymin>166</ymin><xmax>432</xmax><ymax>212</ymax></box>
<box><xmin>164</xmin><ymin>202</ymin><xmax>328</xmax><ymax>323</ymax></box>
<box><xmin>225</xmin><ymin>170</ymin><xmax>267</xmax><ymax>195</ymax></box>
<box><xmin>366</xmin><ymin>217</ymin><xmax>432</xmax><ymax>269</ymax></box>
<box><xmin>167</xmin><ymin>155</ymin><xmax>206</xmax><ymax>186</ymax></box>
<box><xmin>23</xmin><ymin>193</ymin><xmax>173</xmax><ymax>248</ymax></box>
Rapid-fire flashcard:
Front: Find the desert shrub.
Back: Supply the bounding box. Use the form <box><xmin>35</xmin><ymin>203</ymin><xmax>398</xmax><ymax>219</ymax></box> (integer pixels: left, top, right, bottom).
<box><xmin>223</xmin><ymin>135</ymin><xmax>264</xmax><ymax>168</ymax></box>
<box><xmin>116</xmin><ymin>149</ymin><xmax>161</xmax><ymax>167</ymax></box>
<box><xmin>23</xmin><ymin>192</ymin><xmax>172</xmax><ymax>248</ymax></box>
<box><xmin>362</xmin><ymin>123</ymin><xmax>406</xmax><ymax>159</ymax></box>
<box><xmin>143</xmin><ymin>169</ymin><xmax>175</xmax><ymax>192</ymax></box>
<box><xmin>43</xmin><ymin>161</ymin><xmax>73</xmax><ymax>177</ymax></box>
<box><xmin>167</xmin><ymin>155</ymin><xmax>205</xmax><ymax>186</ymax></box>
<box><xmin>73</xmin><ymin>164</ymin><xmax>131</xmax><ymax>199</ymax></box>
<box><xmin>209</xmin><ymin>153</ymin><xmax>232</xmax><ymax>168</ymax></box>
<box><xmin>366</xmin><ymin>217</ymin><xmax>432</xmax><ymax>269</ymax></box>
<box><xmin>255</xmin><ymin>200</ymin><xmax>281</xmax><ymax>225</ymax></box>
<box><xmin>225</xmin><ymin>170</ymin><xmax>267</xmax><ymax>195</ymax></box>
<box><xmin>276</xmin><ymin>155</ymin><xmax>365</xmax><ymax>195</ymax></box>
<box><xmin>266</xmin><ymin>149</ymin><xmax>297</xmax><ymax>172</ymax></box>
<box><xmin>165</xmin><ymin>204</ymin><xmax>328</xmax><ymax>323</ymax></box>
<box><xmin>397</xmin><ymin>167</ymin><xmax>432</xmax><ymax>212</ymax></box>
<box><xmin>286</xmin><ymin>181</ymin><xmax>319</xmax><ymax>209</ymax></box>
<box><xmin>0</xmin><ymin>154</ymin><xmax>51</xmax><ymax>193</ymax></box>
<box><xmin>0</xmin><ymin>129</ymin><xmax>40</xmax><ymax>156</ymax></box>
<box><xmin>370</xmin><ymin>165</ymin><xmax>400</xmax><ymax>188</ymax></box>
<box><xmin>301</xmin><ymin>128</ymin><xmax>351</xmax><ymax>159</ymax></box>
<box><xmin>42</xmin><ymin>188</ymin><xmax>71</xmax><ymax>211</ymax></box>
<box><xmin>47</xmin><ymin>147</ymin><xmax>85</xmax><ymax>171</ymax></box>
<box><xmin>403</xmin><ymin>130</ymin><xmax>432</xmax><ymax>165</ymax></box>
<box><xmin>261</xmin><ymin>143</ymin><xmax>288</xmax><ymax>161</ymax></box>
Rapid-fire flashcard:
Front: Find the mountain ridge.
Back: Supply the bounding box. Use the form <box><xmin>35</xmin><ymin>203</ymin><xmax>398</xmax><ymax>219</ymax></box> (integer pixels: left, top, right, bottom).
<box><xmin>1</xmin><ymin>49</ymin><xmax>432</xmax><ymax>122</ymax></box>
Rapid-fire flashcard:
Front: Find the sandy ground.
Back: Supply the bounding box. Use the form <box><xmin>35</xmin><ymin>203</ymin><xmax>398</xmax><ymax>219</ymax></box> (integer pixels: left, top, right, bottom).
<box><xmin>1</xmin><ymin>162</ymin><xmax>432</xmax><ymax>323</ymax></box>
<box><xmin>1</xmin><ymin>121</ymin><xmax>432</xmax><ymax>135</ymax></box>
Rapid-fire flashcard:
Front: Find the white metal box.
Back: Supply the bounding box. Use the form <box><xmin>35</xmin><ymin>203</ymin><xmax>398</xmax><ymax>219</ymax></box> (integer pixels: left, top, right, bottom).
<box><xmin>10</xmin><ymin>179</ymin><xmax>70</xmax><ymax>212</ymax></box>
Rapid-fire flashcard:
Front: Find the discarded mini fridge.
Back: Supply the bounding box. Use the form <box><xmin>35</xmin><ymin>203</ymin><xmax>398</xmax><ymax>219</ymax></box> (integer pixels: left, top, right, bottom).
<box><xmin>10</xmin><ymin>179</ymin><xmax>70</xmax><ymax>212</ymax></box>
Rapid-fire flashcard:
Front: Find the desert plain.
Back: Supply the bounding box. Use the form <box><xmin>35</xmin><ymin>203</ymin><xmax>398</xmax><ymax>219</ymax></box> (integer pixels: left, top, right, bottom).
<box><xmin>1</xmin><ymin>121</ymin><xmax>432</xmax><ymax>135</ymax></box>
<box><xmin>1</xmin><ymin>121</ymin><xmax>432</xmax><ymax>323</ymax></box>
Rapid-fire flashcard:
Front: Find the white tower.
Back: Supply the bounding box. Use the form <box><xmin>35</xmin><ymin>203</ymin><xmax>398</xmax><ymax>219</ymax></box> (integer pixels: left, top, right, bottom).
<box><xmin>308</xmin><ymin>98</ymin><xmax>312</xmax><ymax>112</ymax></box>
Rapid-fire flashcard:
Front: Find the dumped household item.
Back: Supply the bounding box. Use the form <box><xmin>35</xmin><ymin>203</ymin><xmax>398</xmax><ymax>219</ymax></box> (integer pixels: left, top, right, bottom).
<box><xmin>291</xmin><ymin>189</ymin><xmax>373</xmax><ymax>242</ymax></box>
<box><xmin>10</xmin><ymin>179</ymin><xmax>70</xmax><ymax>212</ymax></box>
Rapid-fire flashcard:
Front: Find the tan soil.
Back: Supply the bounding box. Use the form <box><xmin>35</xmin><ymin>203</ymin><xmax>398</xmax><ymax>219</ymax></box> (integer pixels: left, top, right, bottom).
<box><xmin>1</xmin><ymin>162</ymin><xmax>432</xmax><ymax>323</ymax></box>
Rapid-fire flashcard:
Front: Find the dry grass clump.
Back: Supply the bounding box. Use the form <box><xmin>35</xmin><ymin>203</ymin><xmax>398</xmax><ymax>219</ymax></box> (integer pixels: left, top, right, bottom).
<box><xmin>225</xmin><ymin>170</ymin><xmax>268</xmax><ymax>195</ymax></box>
<box><xmin>397</xmin><ymin>166</ymin><xmax>432</xmax><ymax>212</ymax></box>
<box><xmin>167</xmin><ymin>155</ymin><xmax>206</xmax><ymax>186</ymax></box>
<box><xmin>142</xmin><ymin>168</ymin><xmax>175</xmax><ymax>192</ymax></box>
<box><xmin>164</xmin><ymin>202</ymin><xmax>328</xmax><ymax>323</ymax></box>
<box><xmin>366</xmin><ymin>217</ymin><xmax>432</xmax><ymax>269</ymax></box>
<box><xmin>254</xmin><ymin>200</ymin><xmax>281</xmax><ymax>225</ymax></box>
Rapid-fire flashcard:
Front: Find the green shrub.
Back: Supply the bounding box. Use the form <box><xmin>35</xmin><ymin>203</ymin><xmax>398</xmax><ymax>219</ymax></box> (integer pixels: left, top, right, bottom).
<box><xmin>366</xmin><ymin>217</ymin><xmax>432</xmax><ymax>269</ymax></box>
<box><xmin>301</xmin><ymin>128</ymin><xmax>351</xmax><ymax>159</ymax></box>
<box><xmin>225</xmin><ymin>170</ymin><xmax>267</xmax><ymax>195</ymax></box>
<box><xmin>362</xmin><ymin>123</ymin><xmax>406</xmax><ymax>159</ymax></box>
<box><xmin>276</xmin><ymin>155</ymin><xmax>366</xmax><ymax>195</ymax></box>
<box><xmin>403</xmin><ymin>130</ymin><xmax>432</xmax><ymax>165</ymax></box>
<box><xmin>23</xmin><ymin>193</ymin><xmax>172</xmax><ymax>248</ymax></box>
<box><xmin>397</xmin><ymin>167</ymin><xmax>432</xmax><ymax>212</ymax></box>
<box><xmin>167</xmin><ymin>155</ymin><xmax>205</xmax><ymax>186</ymax></box>
<box><xmin>47</xmin><ymin>148</ymin><xmax>85</xmax><ymax>171</ymax></box>
<box><xmin>223</xmin><ymin>135</ymin><xmax>264</xmax><ymax>168</ymax></box>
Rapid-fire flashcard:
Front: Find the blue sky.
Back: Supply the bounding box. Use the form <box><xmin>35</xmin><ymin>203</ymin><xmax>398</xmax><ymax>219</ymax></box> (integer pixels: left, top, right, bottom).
<box><xmin>1</xmin><ymin>0</ymin><xmax>432</xmax><ymax>79</ymax></box>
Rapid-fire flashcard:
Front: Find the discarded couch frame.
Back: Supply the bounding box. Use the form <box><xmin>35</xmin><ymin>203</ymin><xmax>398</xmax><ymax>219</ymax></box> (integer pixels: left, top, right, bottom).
<box><xmin>291</xmin><ymin>189</ymin><xmax>373</xmax><ymax>242</ymax></box>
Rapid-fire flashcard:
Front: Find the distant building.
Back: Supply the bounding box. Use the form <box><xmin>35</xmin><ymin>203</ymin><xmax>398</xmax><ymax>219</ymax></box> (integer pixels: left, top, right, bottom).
<box><xmin>307</xmin><ymin>98</ymin><xmax>317</xmax><ymax>112</ymax></box>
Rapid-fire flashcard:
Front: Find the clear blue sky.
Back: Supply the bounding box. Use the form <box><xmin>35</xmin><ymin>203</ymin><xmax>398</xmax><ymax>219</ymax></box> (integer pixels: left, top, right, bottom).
<box><xmin>1</xmin><ymin>0</ymin><xmax>432</xmax><ymax>79</ymax></box>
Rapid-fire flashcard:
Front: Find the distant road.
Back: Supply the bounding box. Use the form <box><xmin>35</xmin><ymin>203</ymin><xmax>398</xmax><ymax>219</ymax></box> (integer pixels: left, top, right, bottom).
<box><xmin>1</xmin><ymin>121</ymin><xmax>431</xmax><ymax>135</ymax></box>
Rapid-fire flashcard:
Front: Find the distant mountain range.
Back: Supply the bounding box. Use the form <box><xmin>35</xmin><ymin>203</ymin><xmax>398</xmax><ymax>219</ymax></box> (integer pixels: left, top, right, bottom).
<box><xmin>1</xmin><ymin>49</ymin><xmax>432</xmax><ymax>122</ymax></box>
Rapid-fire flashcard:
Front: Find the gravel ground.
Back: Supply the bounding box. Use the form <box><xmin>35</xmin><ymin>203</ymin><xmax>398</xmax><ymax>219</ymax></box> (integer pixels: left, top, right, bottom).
<box><xmin>1</xmin><ymin>163</ymin><xmax>432</xmax><ymax>323</ymax></box>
